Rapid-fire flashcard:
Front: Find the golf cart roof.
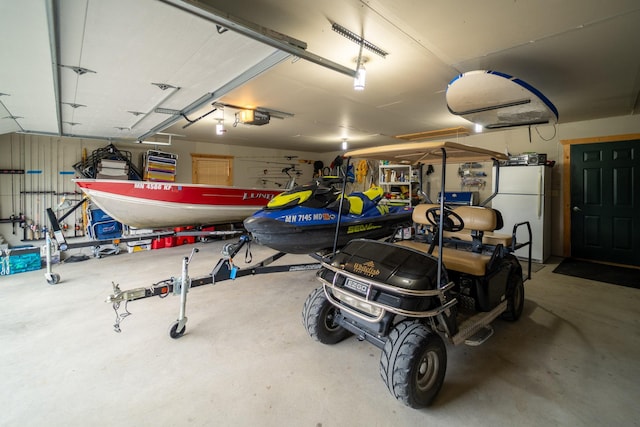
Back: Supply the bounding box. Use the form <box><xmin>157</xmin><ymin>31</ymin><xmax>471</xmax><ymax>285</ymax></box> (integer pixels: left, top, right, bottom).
<box><xmin>345</xmin><ymin>141</ymin><xmax>507</xmax><ymax>165</ymax></box>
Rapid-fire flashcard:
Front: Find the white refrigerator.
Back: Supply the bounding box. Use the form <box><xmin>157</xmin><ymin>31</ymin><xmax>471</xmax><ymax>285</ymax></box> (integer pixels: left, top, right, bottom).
<box><xmin>491</xmin><ymin>165</ymin><xmax>552</xmax><ymax>263</ymax></box>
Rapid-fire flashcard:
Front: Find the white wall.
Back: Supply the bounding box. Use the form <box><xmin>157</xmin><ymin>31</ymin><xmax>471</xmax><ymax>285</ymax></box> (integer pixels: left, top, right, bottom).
<box><xmin>415</xmin><ymin>114</ymin><xmax>640</xmax><ymax>257</ymax></box>
<box><xmin>1</xmin><ymin>113</ymin><xmax>638</xmax><ymax>252</ymax></box>
<box><xmin>0</xmin><ymin>133</ymin><xmax>335</xmax><ymax>248</ymax></box>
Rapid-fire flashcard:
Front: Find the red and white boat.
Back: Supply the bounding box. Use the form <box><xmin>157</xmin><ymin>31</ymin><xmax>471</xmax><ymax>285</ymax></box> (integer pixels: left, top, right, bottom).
<box><xmin>74</xmin><ymin>179</ymin><xmax>283</xmax><ymax>228</ymax></box>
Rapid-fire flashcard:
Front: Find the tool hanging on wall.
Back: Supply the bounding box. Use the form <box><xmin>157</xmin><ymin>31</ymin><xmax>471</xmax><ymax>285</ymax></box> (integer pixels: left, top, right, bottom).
<box><xmin>313</xmin><ymin>161</ymin><xmax>324</xmax><ymax>177</ymax></box>
<box><xmin>258</xmin><ymin>179</ymin><xmax>285</xmax><ymax>188</ymax></box>
<box><xmin>355</xmin><ymin>160</ymin><xmax>368</xmax><ymax>184</ymax></box>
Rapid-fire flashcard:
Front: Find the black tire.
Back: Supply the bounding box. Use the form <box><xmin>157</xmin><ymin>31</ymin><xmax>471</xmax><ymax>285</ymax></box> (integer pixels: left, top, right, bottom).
<box><xmin>501</xmin><ymin>267</ymin><xmax>524</xmax><ymax>321</ymax></box>
<box><xmin>46</xmin><ymin>273</ymin><xmax>60</xmax><ymax>285</ymax></box>
<box><xmin>302</xmin><ymin>287</ymin><xmax>352</xmax><ymax>344</ymax></box>
<box><xmin>169</xmin><ymin>322</ymin><xmax>185</xmax><ymax>339</ymax></box>
<box><xmin>380</xmin><ymin>321</ymin><xmax>447</xmax><ymax>408</ymax></box>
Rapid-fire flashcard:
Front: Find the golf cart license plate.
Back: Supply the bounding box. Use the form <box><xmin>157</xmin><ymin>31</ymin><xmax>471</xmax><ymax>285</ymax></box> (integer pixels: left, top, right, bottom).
<box><xmin>344</xmin><ymin>278</ymin><xmax>369</xmax><ymax>295</ymax></box>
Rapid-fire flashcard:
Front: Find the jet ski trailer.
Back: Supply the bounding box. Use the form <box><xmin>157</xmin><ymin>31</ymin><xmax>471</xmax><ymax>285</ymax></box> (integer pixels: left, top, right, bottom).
<box><xmin>105</xmin><ymin>170</ymin><xmax>411</xmax><ymax>337</ymax></box>
<box><xmin>105</xmin><ymin>233</ymin><xmax>325</xmax><ymax>336</ymax></box>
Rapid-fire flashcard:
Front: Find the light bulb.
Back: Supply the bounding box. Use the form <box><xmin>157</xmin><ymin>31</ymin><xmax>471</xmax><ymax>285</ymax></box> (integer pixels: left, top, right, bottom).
<box><xmin>354</xmin><ymin>65</ymin><xmax>366</xmax><ymax>91</ymax></box>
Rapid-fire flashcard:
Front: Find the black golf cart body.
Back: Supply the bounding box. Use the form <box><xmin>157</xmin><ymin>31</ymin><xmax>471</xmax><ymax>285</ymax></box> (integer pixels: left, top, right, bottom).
<box><xmin>302</xmin><ymin>141</ymin><xmax>532</xmax><ymax>408</ymax></box>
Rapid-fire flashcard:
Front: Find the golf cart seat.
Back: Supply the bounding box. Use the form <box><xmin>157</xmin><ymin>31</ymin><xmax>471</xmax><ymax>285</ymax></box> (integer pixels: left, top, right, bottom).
<box><xmin>443</xmin><ymin>207</ymin><xmax>512</xmax><ymax>248</ymax></box>
<box><xmin>397</xmin><ymin>204</ymin><xmax>509</xmax><ymax>276</ymax></box>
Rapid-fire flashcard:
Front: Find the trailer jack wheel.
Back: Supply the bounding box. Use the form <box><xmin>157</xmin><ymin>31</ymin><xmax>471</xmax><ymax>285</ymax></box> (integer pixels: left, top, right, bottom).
<box><xmin>45</xmin><ymin>273</ymin><xmax>61</xmax><ymax>285</ymax></box>
<box><xmin>169</xmin><ymin>321</ymin><xmax>186</xmax><ymax>339</ymax></box>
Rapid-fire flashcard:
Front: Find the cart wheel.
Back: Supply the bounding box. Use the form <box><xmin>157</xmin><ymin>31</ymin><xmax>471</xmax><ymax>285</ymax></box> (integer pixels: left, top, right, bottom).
<box><xmin>46</xmin><ymin>273</ymin><xmax>61</xmax><ymax>285</ymax></box>
<box><xmin>501</xmin><ymin>267</ymin><xmax>524</xmax><ymax>321</ymax></box>
<box><xmin>302</xmin><ymin>287</ymin><xmax>352</xmax><ymax>344</ymax></box>
<box><xmin>380</xmin><ymin>321</ymin><xmax>447</xmax><ymax>408</ymax></box>
<box><xmin>169</xmin><ymin>322</ymin><xmax>186</xmax><ymax>339</ymax></box>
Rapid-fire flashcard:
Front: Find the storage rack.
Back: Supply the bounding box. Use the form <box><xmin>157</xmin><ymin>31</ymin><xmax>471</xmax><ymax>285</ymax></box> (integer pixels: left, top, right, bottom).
<box><xmin>144</xmin><ymin>150</ymin><xmax>177</xmax><ymax>182</ymax></box>
<box><xmin>378</xmin><ymin>163</ymin><xmax>417</xmax><ymax>206</ymax></box>
<box><xmin>73</xmin><ymin>144</ymin><xmax>143</xmax><ymax>180</ymax></box>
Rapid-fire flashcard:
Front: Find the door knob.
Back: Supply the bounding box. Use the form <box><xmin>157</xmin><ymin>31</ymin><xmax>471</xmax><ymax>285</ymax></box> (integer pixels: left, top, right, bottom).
<box><xmin>572</xmin><ymin>206</ymin><xmax>582</xmax><ymax>212</ymax></box>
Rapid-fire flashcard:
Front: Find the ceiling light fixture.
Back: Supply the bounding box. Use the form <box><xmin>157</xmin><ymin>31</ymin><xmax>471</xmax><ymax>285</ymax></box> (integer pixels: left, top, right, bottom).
<box><xmin>216</xmin><ymin>106</ymin><xmax>225</xmax><ymax>135</ymax></box>
<box><xmin>138</xmin><ymin>140</ymin><xmax>171</xmax><ymax>146</ymax></box>
<box><xmin>354</xmin><ymin>58</ymin><xmax>366</xmax><ymax>91</ymax></box>
<box><xmin>216</xmin><ymin>120</ymin><xmax>225</xmax><ymax>135</ymax></box>
<box><xmin>331</xmin><ymin>23</ymin><xmax>387</xmax><ymax>91</ymax></box>
<box><xmin>341</xmin><ymin>139</ymin><xmax>348</xmax><ymax>150</ymax></box>
<box><xmin>138</xmin><ymin>132</ymin><xmax>184</xmax><ymax>146</ymax></box>
<box><xmin>331</xmin><ymin>23</ymin><xmax>388</xmax><ymax>58</ymax></box>
<box><xmin>475</xmin><ymin>123</ymin><xmax>483</xmax><ymax>133</ymax></box>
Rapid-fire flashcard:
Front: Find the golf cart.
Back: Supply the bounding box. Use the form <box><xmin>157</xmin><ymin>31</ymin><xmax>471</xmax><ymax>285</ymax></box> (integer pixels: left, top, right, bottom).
<box><xmin>302</xmin><ymin>141</ymin><xmax>532</xmax><ymax>408</ymax></box>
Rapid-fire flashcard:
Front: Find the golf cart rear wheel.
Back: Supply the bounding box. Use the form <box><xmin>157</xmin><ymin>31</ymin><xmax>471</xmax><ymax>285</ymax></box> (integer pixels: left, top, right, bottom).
<box><xmin>380</xmin><ymin>321</ymin><xmax>447</xmax><ymax>408</ymax></box>
<box><xmin>302</xmin><ymin>287</ymin><xmax>352</xmax><ymax>344</ymax></box>
<box><xmin>501</xmin><ymin>268</ymin><xmax>524</xmax><ymax>321</ymax></box>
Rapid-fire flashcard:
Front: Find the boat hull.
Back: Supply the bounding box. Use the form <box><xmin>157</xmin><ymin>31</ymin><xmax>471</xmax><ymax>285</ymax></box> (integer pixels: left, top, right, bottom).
<box><xmin>74</xmin><ymin>179</ymin><xmax>282</xmax><ymax>228</ymax></box>
<box><xmin>244</xmin><ymin>212</ymin><xmax>413</xmax><ymax>254</ymax></box>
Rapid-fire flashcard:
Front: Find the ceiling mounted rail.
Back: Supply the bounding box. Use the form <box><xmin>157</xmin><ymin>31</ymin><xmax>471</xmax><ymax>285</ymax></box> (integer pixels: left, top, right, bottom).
<box><xmin>159</xmin><ymin>0</ymin><xmax>357</xmax><ymax>78</ymax></box>
<box><xmin>137</xmin><ymin>49</ymin><xmax>291</xmax><ymax>141</ymax></box>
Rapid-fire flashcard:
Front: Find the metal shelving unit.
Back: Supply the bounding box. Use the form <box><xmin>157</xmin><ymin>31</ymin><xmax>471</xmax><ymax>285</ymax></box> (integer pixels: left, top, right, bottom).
<box><xmin>378</xmin><ymin>163</ymin><xmax>417</xmax><ymax>205</ymax></box>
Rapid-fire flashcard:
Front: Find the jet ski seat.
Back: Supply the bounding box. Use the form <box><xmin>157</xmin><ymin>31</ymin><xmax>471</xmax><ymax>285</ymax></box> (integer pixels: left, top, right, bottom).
<box><xmin>329</xmin><ymin>186</ymin><xmax>384</xmax><ymax>215</ymax></box>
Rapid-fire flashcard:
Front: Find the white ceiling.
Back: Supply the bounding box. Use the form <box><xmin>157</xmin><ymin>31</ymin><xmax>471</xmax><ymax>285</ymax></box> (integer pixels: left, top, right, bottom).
<box><xmin>1</xmin><ymin>0</ymin><xmax>639</xmax><ymax>152</ymax></box>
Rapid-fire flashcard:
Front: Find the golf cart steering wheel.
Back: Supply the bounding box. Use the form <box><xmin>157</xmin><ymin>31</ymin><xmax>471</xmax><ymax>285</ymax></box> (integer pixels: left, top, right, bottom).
<box><xmin>425</xmin><ymin>206</ymin><xmax>465</xmax><ymax>232</ymax></box>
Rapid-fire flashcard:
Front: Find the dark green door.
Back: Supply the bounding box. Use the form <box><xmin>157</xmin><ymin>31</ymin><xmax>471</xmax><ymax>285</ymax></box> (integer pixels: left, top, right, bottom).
<box><xmin>570</xmin><ymin>140</ymin><xmax>640</xmax><ymax>266</ymax></box>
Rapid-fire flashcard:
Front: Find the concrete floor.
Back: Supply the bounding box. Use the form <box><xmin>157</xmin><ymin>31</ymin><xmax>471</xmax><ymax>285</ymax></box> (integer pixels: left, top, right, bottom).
<box><xmin>1</xmin><ymin>240</ymin><xmax>639</xmax><ymax>427</ymax></box>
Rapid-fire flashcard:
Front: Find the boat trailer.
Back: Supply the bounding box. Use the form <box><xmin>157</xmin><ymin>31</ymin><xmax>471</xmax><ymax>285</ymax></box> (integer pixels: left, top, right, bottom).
<box><xmin>41</xmin><ymin>193</ymin><xmax>324</xmax><ymax>338</ymax></box>
<box><xmin>43</xmin><ymin>206</ymin><xmax>241</xmax><ymax>284</ymax></box>
<box><xmin>106</xmin><ymin>233</ymin><xmax>322</xmax><ymax>337</ymax></box>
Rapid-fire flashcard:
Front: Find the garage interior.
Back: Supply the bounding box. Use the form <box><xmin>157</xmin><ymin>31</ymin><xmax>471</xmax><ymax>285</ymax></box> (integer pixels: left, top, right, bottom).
<box><xmin>1</xmin><ymin>0</ymin><xmax>639</xmax><ymax>425</ymax></box>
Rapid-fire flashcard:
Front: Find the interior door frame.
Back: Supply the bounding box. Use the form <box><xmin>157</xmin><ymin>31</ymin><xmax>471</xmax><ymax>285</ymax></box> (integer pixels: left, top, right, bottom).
<box><xmin>560</xmin><ymin>132</ymin><xmax>640</xmax><ymax>257</ymax></box>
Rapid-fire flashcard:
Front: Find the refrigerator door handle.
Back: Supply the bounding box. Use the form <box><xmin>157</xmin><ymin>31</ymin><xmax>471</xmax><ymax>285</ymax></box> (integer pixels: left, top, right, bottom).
<box><xmin>537</xmin><ymin>168</ymin><xmax>543</xmax><ymax>218</ymax></box>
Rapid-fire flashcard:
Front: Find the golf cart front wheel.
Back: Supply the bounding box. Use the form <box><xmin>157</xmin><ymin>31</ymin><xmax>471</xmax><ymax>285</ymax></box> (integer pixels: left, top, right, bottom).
<box><xmin>380</xmin><ymin>321</ymin><xmax>447</xmax><ymax>408</ymax></box>
<box><xmin>302</xmin><ymin>287</ymin><xmax>352</xmax><ymax>345</ymax></box>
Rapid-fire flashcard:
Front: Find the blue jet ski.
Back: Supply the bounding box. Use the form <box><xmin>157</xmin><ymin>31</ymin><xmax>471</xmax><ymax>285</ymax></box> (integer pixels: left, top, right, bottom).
<box><xmin>244</xmin><ymin>180</ymin><xmax>413</xmax><ymax>254</ymax></box>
